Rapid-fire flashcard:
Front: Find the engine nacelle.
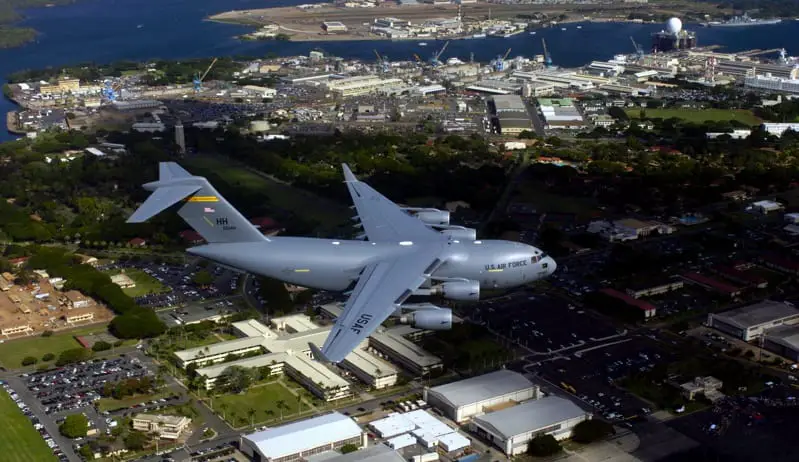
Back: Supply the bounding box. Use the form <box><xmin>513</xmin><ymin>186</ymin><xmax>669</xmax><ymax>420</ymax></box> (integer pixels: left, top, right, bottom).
<box><xmin>438</xmin><ymin>226</ymin><xmax>477</xmax><ymax>241</ymax></box>
<box><xmin>437</xmin><ymin>280</ymin><xmax>480</xmax><ymax>301</ymax></box>
<box><xmin>402</xmin><ymin>208</ymin><xmax>450</xmax><ymax>226</ymax></box>
<box><xmin>400</xmin><ymin>306</ymin><xmax>452</xmax><ymax>330</ymax></box>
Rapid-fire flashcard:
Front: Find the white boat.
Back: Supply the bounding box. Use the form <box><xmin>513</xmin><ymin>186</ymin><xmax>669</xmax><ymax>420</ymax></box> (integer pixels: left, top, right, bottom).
<box><xmin>418</xmin><ymin>42</ymin><xmax>427</xmax><ymax>46</ymax></box>
<box><xmin>137</xmin><ymin>24</ymin><xmax>144</xmax><ymax>29</ymax></box>
<box><xmin>576</xmin><ymin>25</ymin><xmax>582</xmax><ymax>29</ymax></box>
<box><xmin>561</xmin><ymin>27</ymin><xmax>567</xmax><ymax>31</ymax></box>
<box><xmin>529</xmin><ymin>31</ymin><xmax>536</xmax><ymax>35</ymax></box>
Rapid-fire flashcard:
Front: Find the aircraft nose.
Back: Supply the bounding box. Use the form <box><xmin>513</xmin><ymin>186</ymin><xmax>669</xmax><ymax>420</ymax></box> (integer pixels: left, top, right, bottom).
<box><xmin>545</xmin><ymin>257</ymin><xmax>557</xmax><ymax>275</ymax></box>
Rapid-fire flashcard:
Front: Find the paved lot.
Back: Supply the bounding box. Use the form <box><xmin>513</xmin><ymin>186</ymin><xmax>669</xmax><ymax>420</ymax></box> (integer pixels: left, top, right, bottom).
<box><xmin>472</xmin><ymin>292</ymin><xmax>619</xmax><ymax>354</ymax></box>
<box><xmin>530</xmin><ymin>335</ymin><xmax>670</xmax><ymax>421</ymax></box>
<box><xmin>667</xmin><ymin>388</ymin><xmax>799</xmax><ymax>462</ymax></box>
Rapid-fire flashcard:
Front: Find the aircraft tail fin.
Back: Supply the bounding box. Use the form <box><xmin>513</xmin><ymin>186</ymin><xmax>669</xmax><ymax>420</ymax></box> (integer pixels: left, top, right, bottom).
<box><xmin>127</xmin><ymin>162</ymin><xmax>268</xmax><ymax>244</ymax></box>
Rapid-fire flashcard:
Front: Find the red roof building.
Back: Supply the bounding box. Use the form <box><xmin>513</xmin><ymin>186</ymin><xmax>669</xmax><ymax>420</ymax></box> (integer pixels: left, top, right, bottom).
<box><xmin>760</xmin><ymin>255</ymin><xmax>799</xmax><ymax>276</ymax></box>
<box><xmin>711</xmin><ymin>265</ymin><xmax>768</xmax><ymax>289</ymax></box>
<box><xmin>128</xmin><ymin>237</ymin><xmax>147</xmax><ymax>247</ymax></box>
<box><xmin>8</xmin><ymin>257</ymin><xmax>29</xmax><ymax>268</ymax></box>
<box><xmin>681</xmin><ymin>272</ymin><xmax>741</xmax><ymax>297</ymax></box>
<box><xmin>599</xmin><ymin>288</ymin><xmax>657</xmax><ymax>319</ymax></box>
<box><xmin>179</xmin><ymin>230</ymin><xmax>205</xmax><ymax>245</ymax></box>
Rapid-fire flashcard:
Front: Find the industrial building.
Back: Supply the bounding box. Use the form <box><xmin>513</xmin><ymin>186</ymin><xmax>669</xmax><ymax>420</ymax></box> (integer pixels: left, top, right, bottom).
<box><xmin>537</xmin><ymin>98</ymin><xmax>585</xmax><ymax>130</ymax></box>
<box><xmin>368</xmin><ymin>409</ymin><xmax>471</xmax><ymax>452</ymax></box>
<box><xmin>470</xmin><ymin>396</ymin><xmax>591</xmax><ymax>456</ymax></box>
<box><xmin>312</xmin><ymin>444</ymin><xmax>405</xmax><ymax>462</ymax></box>
<box><xmin>322</xmin><ymin>21</ymin><xmax>348</xmax><ymax>33</ymax></box>
<box><xmin>326</xmin><ymin>75</ymin><xmax>403</xmax><ymax>97</ymax></box>
<box><xmin>745</xmin><ymin>75</ymin><xmax>799</xmax><ymax>94</ymax></box>
<box><xmin>651</xmin><ymin>18</ymin><xmax>696</xmax><ymax>52</ymax></box>
<box><xmin>763</xmin><ymin>123</ymin><xmax>799</xmax><ymax>137</ymax></box>
<box><xmin>763</xmin><ymin>324</ymin><xmax>799</xmax><ymax>361</ymax></box>
<box><xmin>241</xmin><ymin>412</ymin><xmax>365</xmax><ymax>462</ymax></box>
<box><xmin>424</xmin><ymin>370</ymin><xmax>539</xmax><ymax>423</ymax></box>
<box><xmin>708</xmin><ymin>300</ymin><xmax>799</xmax><ymax>341</ymax></box>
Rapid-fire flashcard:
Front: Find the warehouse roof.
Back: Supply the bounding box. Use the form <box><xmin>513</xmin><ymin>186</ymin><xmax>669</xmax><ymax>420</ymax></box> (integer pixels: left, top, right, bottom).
<box><xmin>312</xmin><ymin>444</ymin><xmax>405</xmax><ymax>461</ymax></box>
<box><xmin>712</xmin><ymin>300</ymin><xmax>799</xmax><ymax>329</ymax></box>
<box><xmin>427</xmin><ymin>370</ymin><xmax>534</xmax><ymax>408</ymax></box>
<box><xmin>473</xmin><ymin>396</ymin><xmax>587</xmax><ymax>439</ymax></box>
<box><xmin>765</xmin><ymin>324</ymin><xmax>799</xmax><ymax>350</ymax></box>
<box><xmin>174</xmin><ymin>336</ymin><xmax>264</xmax><ymax>362</ymax></box>
<box><xmin>492</xmin><ymin>94</ymin><xmax>527</xmax><ymax>112</ymax></box>
<box><xmin>244</xmin><ymin>412</ymin><xmax>362</xmax><ymax>460</ymax></box>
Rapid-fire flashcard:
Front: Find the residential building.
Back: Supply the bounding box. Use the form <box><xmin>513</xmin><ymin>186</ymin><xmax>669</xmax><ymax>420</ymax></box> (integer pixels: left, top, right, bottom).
<box><xmin>63</xmin><ymin>290</ymin><xmax>91</xmax><ymax>309</ymax></box>
<box><xmin>679</xmin><ymin>376</ymin><xmax>724</xmax><ymax>402</ymax></box>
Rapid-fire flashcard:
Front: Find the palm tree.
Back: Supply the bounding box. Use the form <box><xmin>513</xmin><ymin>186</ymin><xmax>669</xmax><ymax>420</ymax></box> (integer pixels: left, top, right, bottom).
<box><xmin>219</xmin><ymin>402</ymin><xmax>228</xmax><ymax>420</ymax></box>
<box><xmin>248</xmin><ymin>408</ymin><xmax>256</xmax><ymax>427</ymax></box>
<box><xmin>276</xmin><ymin>400</ymin><xmax>286</xmax><ymax>420</ymax></box>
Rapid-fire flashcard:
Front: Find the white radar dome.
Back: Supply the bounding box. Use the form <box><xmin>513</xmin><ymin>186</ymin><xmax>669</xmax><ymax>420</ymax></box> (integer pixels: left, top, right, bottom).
<box><xmin>666</xmin><ymin>17</ymin><xmax>683</xmax><ymax>34</ymax></box>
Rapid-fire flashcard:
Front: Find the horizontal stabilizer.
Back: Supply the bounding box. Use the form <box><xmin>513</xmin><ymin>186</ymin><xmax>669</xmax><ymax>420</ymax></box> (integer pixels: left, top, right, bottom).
<box><xmin>309</xmin><ymin>343</ymin><xmax>331</xmax><ymax>364</ymax></box>
<box><xmin>127</xmin><ymin>184</ymin><xmax>201</xmax><ymax>223</ymax></box>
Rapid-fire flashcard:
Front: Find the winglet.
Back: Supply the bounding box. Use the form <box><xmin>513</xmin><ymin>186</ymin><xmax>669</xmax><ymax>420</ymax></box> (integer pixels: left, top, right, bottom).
<box><xmin>309</xmin><ymin>343</ymin><xmax>332</xmax><ymax>364</ymax></box>
<box><xmin>342</xmin><ymin>164</ymin><xmax>357</xmax><ymax>183</ymax></box>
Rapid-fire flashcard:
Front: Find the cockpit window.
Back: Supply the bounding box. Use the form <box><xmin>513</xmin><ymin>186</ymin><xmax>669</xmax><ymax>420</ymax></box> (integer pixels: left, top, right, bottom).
<box><xmin>531</xmin><ymin>255</ymin><xmax>541</xmax><ymax>263</ymax></box>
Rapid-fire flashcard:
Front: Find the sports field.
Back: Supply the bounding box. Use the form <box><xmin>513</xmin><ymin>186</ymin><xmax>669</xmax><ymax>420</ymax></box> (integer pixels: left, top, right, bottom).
<box><xmin>0</xmin><ymin>389</ymin><xmax>56</xmax><ymax>462</ymax></box>
<box><xmin>625</xmin><ymin>108</ymin><xmax>761</xmax><ymax>126</ymax></box>
<box><xmin>0</xmin><ymin>325</ymin><xmax>106</xmax><ymax>369</ymax></box>
<box><xmin>184</xmin><ymin>155</ymin><xmax>347</xmax><ymax>227</ymax></box>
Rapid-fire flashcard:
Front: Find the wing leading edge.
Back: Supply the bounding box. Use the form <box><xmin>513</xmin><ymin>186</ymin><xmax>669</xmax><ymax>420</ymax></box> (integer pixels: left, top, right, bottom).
<box><xmin>342</xmin><ymin>164</ymin><xmax>445</xmax><ymax>243</ymax></box>
<box><xmin>317</xmin><ymin>243</ymin><xmax>446</xmax><ymax>363</ymax></box>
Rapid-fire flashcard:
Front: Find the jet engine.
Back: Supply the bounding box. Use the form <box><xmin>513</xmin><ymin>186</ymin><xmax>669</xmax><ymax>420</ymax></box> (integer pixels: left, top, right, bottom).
<box><xmin>434</xmin><ymin>280</ymin><xmax>480</xmax><ymax>301</ymax></box>
<box><xmin>438</xmin><ymin>226</ymin><xmax>477</xmax><ymax>241</ymax></box>
<box><xmin>401</xmin><ymin>208</ymin><xmax>450</xmax><ymax>226</ymax></box>
<box><xmin>400</xmin><ymin>307</ymin><xmax>452</xmax><ymax>330</ymax></box>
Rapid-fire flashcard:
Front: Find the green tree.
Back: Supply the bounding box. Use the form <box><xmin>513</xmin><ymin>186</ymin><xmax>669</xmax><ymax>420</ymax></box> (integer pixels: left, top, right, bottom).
<box><xmin>124</xmin><ymin>431</ymin><xmax>149</xmax><ymax>450</ymax></box>
<box><xmin>92</xmin><ymin>341</ymin><xmax>112</xmax><ymax>352</ymax></box>
<box><xmin>59</xmin><ymin>414</ymin><xmax>89</xmax><ymax>438</ymax></box>
<box><xmin>42</xmin><ymin>352</ymin><xmax>55</xmax><ymax>362</ymax></box>
<box><xmin>56</xmin><ymin>348</ymin><xmax>92</xmax><ymax>366</ymax></box>
<box><xmin>78</xmin><ymin>444</ymin><xmax>93</xmax><ymax>459</ymax></box>
<box><xmin>216</xmin><ymin>366</ymin><xmax>253</xmax><ymax>394</ymax></box>
<box><xmin>571</xmin><ymin>419</ymin><xmax>615</xmax><ymax>444</ymax></box>
<box><xmin>340</xmin><ymin>444</ymin><xmax>359</xmax><ymax>454</ymax></box>
<box><xmin>192</xmin><ymin>270</ymin><xmax>214</xmax><ymax>287</ymax></box>
<box><xmin>21</xmin><ymin>356</ymin><xmax>37</xmax><ymax>366</ymax></box>
<box><xmin>527</xmin><ymin>434</ymin><xmax>561</xmax><ymax>457</ymax></box>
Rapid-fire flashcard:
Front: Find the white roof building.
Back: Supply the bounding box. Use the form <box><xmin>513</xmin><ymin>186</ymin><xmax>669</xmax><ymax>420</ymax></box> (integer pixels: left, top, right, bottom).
<box><xmin>424</xmin><ymin>370</ymin><xmax>539</xmax><ymax>422</ymax></box>
<box><xmin>387</xmin><ymin>433</ymin><xmax>416</xmax><ymax>450</ymax></box>
<box><xmin>242</xmin><ymin>412</ymin><xmax>365</xmax><ymax>462</ymax></box>
<box><xmin>470</xmin><ymin>397</ymin><xmax>590</xmax><ymax>456</ymax></box>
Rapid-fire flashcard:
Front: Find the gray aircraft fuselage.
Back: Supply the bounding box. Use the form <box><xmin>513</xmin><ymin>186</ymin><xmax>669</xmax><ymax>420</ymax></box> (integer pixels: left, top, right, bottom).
<box><xmin>188</xmin><ymin>236</ymin><xmax>557</xmax><ymax>292</ymax></box>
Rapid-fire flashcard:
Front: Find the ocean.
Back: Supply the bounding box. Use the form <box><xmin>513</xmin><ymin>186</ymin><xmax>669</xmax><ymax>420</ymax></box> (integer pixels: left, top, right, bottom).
<box><xmin>2</xmin><ymin>0</ymin><xmax>798</xmax><ymax>141</ymax></box>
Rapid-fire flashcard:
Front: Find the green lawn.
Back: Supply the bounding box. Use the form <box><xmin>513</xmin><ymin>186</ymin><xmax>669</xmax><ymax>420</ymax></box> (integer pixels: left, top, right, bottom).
<box><xmin>96</xmin><ymin>390</ymin><xmax>175</xmax><ymax>412</ymax></box>
<box><xmin>184</xmin><ymin>155</ymin><xmax>347</xmax><ymax>227</ymax></box>
<box><xmin>0</xmin><ymin>325</ymin><xmax>107</xmax><ymax>369</ymax></box>
<box><xmin>213</xmin><ymin>382</ymin><xmax>300</xmax><ymax>427</ymax></box>
<box><xmin>0</xmin><ymin>389</ymin><xmax>57</xmax><ymax>462</ymax></box>
<box><xmin>625</xmin><ymin>108</ymin><xmax>761</xmax><ymax>126</ymax></box>
<box><xmin>106</xmin><ymin>268</ymin><xmax>169</xmax><ymax>297</ymax></box>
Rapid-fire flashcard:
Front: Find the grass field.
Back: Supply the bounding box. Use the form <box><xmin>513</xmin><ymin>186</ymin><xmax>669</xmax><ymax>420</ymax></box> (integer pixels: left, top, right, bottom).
<box><xmin>106</xmin><ymin>268</ymin><xmax>168</xmax><ymax>297</ymax></box>
<box><xmin>0</xmin><ymin>325</ymin><xmax>109</xmax><ymax>369</ymax></box>
<box><xmin>213</xmin><ymin>382</ymin><xmax>300</xmax><ymax>427</ymax></box>
<box><xmin>184</xmin><ymin>155</ymin><xmax>347</xmax><ymax>227</ymax></box>
<box><xmin>625</xmin><ymin>108</ymin><xmax>761</xmax><ymax>126</ymax></box>
<box><xmin>0</xmin><ymin>389</ymin><xmax>57</xmax><ymax>462</ymax></box>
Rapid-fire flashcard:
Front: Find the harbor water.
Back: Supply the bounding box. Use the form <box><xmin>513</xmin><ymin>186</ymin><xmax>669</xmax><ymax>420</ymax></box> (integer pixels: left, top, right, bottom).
<box><xmin>2</xmin><ymin>0</ymin><xmax>799</xmax><ymax>140</ymax></box>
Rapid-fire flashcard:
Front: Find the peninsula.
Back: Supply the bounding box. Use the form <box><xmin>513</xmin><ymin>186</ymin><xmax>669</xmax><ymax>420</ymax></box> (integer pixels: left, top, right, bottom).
<box><xmin>208</xmin><ymin>0</ymin><xmax>726</xmax><ymax>43</ymax></box>
<box><xmin>0</xmin><ymin>0</ymin><xmax>82</xmax><ymax>49</ymax></box>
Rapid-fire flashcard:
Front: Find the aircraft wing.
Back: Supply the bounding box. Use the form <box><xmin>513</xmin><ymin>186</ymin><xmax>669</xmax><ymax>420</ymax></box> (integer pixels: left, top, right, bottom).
<box><xmin>316</xmin><ymin>243</ymin><xmax>446</xmax><ymax>363</ymax></box>
<box><xmin>342</xmin><ymin>164</ymin><xmax>445</xmax><ymax>242</ymax></box>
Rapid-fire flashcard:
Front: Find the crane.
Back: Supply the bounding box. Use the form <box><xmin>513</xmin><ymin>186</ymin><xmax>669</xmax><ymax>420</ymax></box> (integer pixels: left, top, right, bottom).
<box><xmin>542</xmin><ymin>38</ymin><xmax>552</xmax><ymax>68</ymax></box>
<box><xmin>373</xmin><ymin>49</ymin><xmax>390</xmax><ymax>73</ymax></box>
<box><xmin>102</xmin><ymin>80</ymin><xmax>122</xmax><ymax>102</ymax></box>
<box><xmin>430</xmin><ymin>40</ymin><xmax>450</xmax><ymax>66</ymax></box>
<box><xmin>193</xmin><ymin>58</ymin><xmax>218</xmax><ymax>93</ymax></box>
<box><xmin>492</xmin><ymin>48</ymin><xmax>513</xmax><ymax>72</ymax></box>
<box><xmin>630</xmin><ymin>36</ymin><xmax>644</xmax><ymax>58</ymax></box>
<box><xmin>503</xmin><ymin>47</ymin><xmax>512</xmax><ymax>61</ymax></box>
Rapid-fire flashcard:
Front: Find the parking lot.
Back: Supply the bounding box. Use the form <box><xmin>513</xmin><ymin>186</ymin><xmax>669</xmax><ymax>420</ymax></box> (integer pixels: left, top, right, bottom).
<box><xmin>472</xmin><ymin>292</ymin><xmax>620</xmax><ymax>353</ymax></box>
<box><xmin>667</xmin><ymin>386</ymin><xmax>799</xmax><ymax>462</ymax></box>
<box><xmin>0</xmin><ymin>380</ymin><xmax>69</xmax><ymax>462</ymax></box>
<box><xmin>532</xmin><ymin>336</ymin><xmax>669</xmax><ymax>421</ymax></box>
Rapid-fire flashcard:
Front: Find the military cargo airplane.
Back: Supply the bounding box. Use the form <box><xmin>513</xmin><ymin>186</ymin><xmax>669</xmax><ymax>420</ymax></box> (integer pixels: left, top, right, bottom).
<box><xmin>128</xmin><ymin>163</ymin><xmax>557</xmax><ymax>363</ymax></box>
